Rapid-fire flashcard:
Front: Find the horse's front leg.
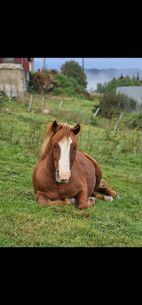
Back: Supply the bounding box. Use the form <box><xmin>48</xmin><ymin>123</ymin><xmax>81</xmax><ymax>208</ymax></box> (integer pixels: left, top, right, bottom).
<box><xmin>37</xmin><ymin>191</ymin><xmax>71</xmax><ymax>206</ymax></box>
<box><xmin>37</xmin><ymin>191</ymin><xmax>49</xmax><ymax>205</ymax></box>
<box><xmin>76</xmin><ymin>190</ymin><xmax>96</xmax><ymax>209</ymax></box>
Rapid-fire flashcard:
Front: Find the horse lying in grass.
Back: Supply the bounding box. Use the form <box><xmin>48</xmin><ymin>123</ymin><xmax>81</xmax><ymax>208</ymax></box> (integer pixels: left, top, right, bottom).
<box><xmin>32</xmin><ymin>121</ymin><xmax>119</xmax><ymax>209</ymax></box>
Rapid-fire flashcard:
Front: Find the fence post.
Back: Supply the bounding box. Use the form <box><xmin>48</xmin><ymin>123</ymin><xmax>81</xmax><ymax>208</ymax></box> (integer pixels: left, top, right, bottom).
<box><xmin>21</xmin><ymin>92</ymin><xmax>25</xmax><ymax>106</ymax></box>
<box><xmin>10</xmin><ymin>85</ymin><xmax>12</xmax><ymax>98</ymax></box>
<box><xmin>89</xmin><ymin>107</ymin><xmax>100</xmax><ymax>125</ymax></box>
<box><xmin>93</xmin><ymin>107</ymin><xmax>100</xmax><ymax>118</ymax></box>
<box><xmin>42</xmin><ymin>97</ymin><xmax>45</xmax><ymax>113</ymax></box>
<box><xmin>57</xmin><ymin>100</ymin><xmax>63</xmax><ymax>115</ymax></box>
<box><xmin>28</xmin><ymin>95</ymin><xmax>33</xmax><ymax>112</ymax></box>
<box><xmin>17</xmin><ymin>89</ymin><xmax>19</xmax><ymax>100</ymax></box>
<box><xmin>114</xmin><ymin>112</ymin><xmax>123</xmax><ymax>132</ymax></box>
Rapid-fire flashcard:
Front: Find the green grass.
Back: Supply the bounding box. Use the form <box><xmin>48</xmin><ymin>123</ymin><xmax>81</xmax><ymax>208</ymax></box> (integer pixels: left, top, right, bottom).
<box><xmin>0</xmin><ymin>95</ymin><xmax>142</xmax><ymax>247</ymax></box>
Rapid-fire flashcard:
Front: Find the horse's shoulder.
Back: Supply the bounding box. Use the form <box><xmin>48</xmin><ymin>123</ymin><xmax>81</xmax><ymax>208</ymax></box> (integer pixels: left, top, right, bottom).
<box><xmin>77</xmin><ymin>151</ymin><xmax>97</xmax><ymax>167</ymax></box>
<box><xmin>79</xmin><ymin>151</ymin><xmax>102</xmax><ymax>186</ymax></box>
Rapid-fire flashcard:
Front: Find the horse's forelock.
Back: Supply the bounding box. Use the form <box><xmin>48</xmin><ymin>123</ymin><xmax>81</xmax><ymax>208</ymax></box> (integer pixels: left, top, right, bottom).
<box><xmin>53</xmin><ymin>123</ymin><xmax>78</xmax><ymax>143</ymax></box>
<box><xmin>40</xmin><ymin>123</ymin><xmax>78</xmax><ymax>160</ymax></box>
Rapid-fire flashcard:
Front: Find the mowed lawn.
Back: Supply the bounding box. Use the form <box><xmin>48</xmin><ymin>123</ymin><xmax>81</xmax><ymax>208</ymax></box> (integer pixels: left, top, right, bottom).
<box><xmin>0</xmin><ymin>95</ymin><xmax>142</xmax><ymax>247</ymax></box>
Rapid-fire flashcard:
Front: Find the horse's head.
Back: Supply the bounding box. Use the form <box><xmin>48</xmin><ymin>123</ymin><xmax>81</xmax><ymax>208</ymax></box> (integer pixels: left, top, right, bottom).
<box><xmin>42</xmin><ymin>121</ymin><xmax>81</xmax><ymax>184</ymax></box>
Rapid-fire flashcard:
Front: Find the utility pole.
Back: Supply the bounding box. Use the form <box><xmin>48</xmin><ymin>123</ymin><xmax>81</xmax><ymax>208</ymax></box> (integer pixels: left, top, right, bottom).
<box><xmin>40</xmin><ymin>60</ymin><xmax>42</xmax><ymax>72</ymax></box>
<box><xmin>82</xmin><ymin>58</ymin><xmax>84</xmax><ymax>71</ymax></box>
<box><xmin>44</xmin><ymin>58</ymin><xmax>46</xmax><ymax>71</ymax></box>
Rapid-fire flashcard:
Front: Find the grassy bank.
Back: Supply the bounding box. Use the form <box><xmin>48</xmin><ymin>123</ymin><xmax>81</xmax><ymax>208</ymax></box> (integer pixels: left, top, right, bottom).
<box><xmin>0</xmin><ymin>94</ymin><xmax>142</xmax><ymax>247</ymax></box>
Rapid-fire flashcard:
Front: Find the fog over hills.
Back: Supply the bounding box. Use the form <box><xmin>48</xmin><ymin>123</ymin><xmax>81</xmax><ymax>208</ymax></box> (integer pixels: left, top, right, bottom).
<box><xmin>85</xmin><ymin>68</ymin><xmax>142</xmax><ymax>91</ymax></box>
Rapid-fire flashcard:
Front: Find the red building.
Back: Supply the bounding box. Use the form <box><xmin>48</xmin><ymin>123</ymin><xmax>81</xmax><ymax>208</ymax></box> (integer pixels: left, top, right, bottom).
<box><xmin>0</xmin><ymin>58</ymin><xmax>34</xmax><ymax>97</ymax></box>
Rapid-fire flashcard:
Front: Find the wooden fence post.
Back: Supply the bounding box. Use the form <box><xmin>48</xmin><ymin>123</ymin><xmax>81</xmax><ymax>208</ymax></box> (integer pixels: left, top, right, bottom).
<box><xmin>42</xmin><ymin>97</ymin><xmax>44</xmax><ymax>113</ymax></box>
<box><xmin>28</xmin><ymin>95</ymin><xmax>33</xmax><ymax>112</ymax></box>
<box><xmin>89</xmin><ymin>107</ymin><xmax>100</xmax><ymax>125</ymax></box>
<box><xmin>57</xmin><ymin>100</ymin><xmax>63</xmax><ymax>114</ymax></box>
<box><xmin>10</xmin><ymin>85</ymin><xmax>12</xmax><ymax>98</ymax></box>
<box><xmin>114</xmin><ymin>112</ymin><xmax>123</xmax><ymax>132</ymax></box>
<box><xmin>21</xmin><ymin>92</ymin><xmax>25</xmax><ymax>106</ymax></box>
<box><xmin>93</xmin><ymin>107</ymin><xmax>100</xmax><ymax>118</ymax></box>
<box><xmin>3</xmin><ymin>85</ymin><xmax>5</xmax><ymax>95</ymax></box>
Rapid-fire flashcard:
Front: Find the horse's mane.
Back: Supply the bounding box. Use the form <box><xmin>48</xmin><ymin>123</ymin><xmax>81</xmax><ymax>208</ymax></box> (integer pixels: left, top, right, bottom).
<box><xmin>40</xmin><ymin>122</ymin><xmax>78</xmax><ymax>160</ymax></box>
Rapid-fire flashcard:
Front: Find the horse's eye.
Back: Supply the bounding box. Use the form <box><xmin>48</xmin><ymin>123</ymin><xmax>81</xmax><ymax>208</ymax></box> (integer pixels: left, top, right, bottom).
<box><xmin>54</xmin><ymin>144</ymin><xmax>57</xmax><ymax>149</ymax></box>
<box><xmin>73</xmin><ymin>146</ymin><xmax>76</xmax><ymax>150</ymax></box>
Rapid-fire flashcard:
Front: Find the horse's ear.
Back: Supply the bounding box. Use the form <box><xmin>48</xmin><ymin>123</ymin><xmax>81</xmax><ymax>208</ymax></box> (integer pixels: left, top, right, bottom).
<box><xmin>52</xmin><ymin>120</ymin><xmax>58</xmax><ymax>131</ymax></box>
<box><xmin>72</xmin><ymin>123</ymin><xmax>81</xmax><ymax>135</ymax></box>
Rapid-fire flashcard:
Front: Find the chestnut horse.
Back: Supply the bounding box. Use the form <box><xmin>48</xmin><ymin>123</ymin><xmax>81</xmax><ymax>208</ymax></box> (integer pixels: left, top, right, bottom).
<box><xmin>32</xmin><ymin>121</ymin><xmax>119</xmax><ymax>209</ymax></box>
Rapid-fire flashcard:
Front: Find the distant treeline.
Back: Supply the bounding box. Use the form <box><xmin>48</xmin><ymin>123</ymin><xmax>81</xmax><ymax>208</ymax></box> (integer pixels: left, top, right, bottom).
<box><xmin>95</xmin><ymin>75</ymin><xmax>142</xmax><ymax>93</ymax></box>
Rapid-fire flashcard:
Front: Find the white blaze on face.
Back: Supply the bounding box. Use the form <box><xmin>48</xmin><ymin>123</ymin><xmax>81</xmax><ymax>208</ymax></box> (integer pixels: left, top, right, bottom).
<box><xmin>58</xmin><ymin>137</ymin><xmax>72</xmax><ymax>180</ymax></box>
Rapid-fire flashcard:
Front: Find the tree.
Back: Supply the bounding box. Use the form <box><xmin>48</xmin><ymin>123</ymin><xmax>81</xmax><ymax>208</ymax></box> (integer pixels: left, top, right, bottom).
<box><xmin>119</xmin><ymin>73</ymin><xmax>124</xmax><ymax>79</ymax></box>
<box><xmin>60</xmin><ymin>60</ymin><xmax>87</xmax><ymax>88</ymax></box>
<box><xmin>137</xmin><ymin>72</ymin><xmax>140</xmax><ymax>81</ymax></box>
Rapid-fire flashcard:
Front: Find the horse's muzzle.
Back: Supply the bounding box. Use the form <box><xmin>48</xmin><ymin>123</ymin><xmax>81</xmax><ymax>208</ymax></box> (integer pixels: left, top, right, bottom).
<box><xmin>56</xmin><ymin>169</ymin><xmax>70</xmax><ymax>184</ymax></box>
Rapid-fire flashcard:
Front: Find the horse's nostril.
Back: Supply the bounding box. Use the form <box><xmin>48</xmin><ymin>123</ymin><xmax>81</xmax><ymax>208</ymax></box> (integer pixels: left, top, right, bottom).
<box><xmin>60</xmin><ymin>179</ymin><xmax>69</xmax><ymax>184</ymax></box>
<box><xmin>56</xmin><ymin>170</ymin><xmax>60</xmax><ymax>178</ymax></box>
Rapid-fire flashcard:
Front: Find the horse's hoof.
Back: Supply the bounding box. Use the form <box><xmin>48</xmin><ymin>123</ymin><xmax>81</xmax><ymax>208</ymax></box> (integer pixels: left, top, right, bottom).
<box><xmin>116</xmin><ymin>194</ymin><xmax>120</xmax><ymax>199</ymax></box>
<box><xmin>69</xmin><ymin>198</ymin><xmax>78</xmax><ymax>205</ymax></box>
<box><xmin>88</xmin><ymin>197</ymin><xmax>97</xmax><ymax>204</ymax></box>
<box><xmin>104</xmin><ymin>196</ymin><xmax>113</xmax><ymax>202</ymax></box>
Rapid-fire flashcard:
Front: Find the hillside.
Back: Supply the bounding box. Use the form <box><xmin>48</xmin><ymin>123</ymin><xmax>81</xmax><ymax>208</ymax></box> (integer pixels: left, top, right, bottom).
<box><xmin>0</xmin><ymin>93</ymin><xmax>142</xmax><ymax>247</ymax></box>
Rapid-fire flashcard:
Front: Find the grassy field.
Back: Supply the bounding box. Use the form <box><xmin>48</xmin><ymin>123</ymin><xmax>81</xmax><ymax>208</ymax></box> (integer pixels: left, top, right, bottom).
<box><xmin>0</xmin><ymin>94</ymin><xmax>142</xmax><ymax>247</ymax></box>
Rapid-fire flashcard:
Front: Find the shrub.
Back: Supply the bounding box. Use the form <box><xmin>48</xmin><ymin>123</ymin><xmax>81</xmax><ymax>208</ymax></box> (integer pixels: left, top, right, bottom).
<box><xmin>53</xmin><ymin>73</ymin><xmax>92</xmax><ymax>98</ymax></box>
<box><xmin>54</xmin><ymin>73</ymin><xmax>78</xmax><ymax>88</ymax></box>
<box><xmin>92</xmin><ymin>92</ymin><xmax>136</xmax><ymax>119</ymax></box>
<box><xmin>28</xmin><ymin>71</ymin><xmax>59</xmax><ymax>93</ymax></box>
<box><xmin>127</xmin><ymin>113</ymin><xmax>142</xmax><ymax>130</ymax></box>
<box><xmin>52</xmin><ymin>74</ymin><xmax>78</xmax><ymax>96</ymax></box>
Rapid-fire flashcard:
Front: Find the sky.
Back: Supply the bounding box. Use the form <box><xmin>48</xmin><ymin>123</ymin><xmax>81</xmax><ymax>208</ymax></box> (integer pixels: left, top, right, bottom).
<box><xmin>34</xmin><ymin>58</ymin><xmax>142</xmax><ymax>71</ymax></box>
